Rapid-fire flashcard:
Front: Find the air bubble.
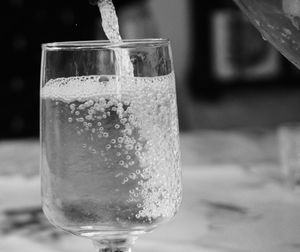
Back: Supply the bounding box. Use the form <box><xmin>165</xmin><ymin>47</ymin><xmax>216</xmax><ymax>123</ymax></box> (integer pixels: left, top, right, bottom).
<box><xmin>86</xmin><ymin>99</ymin><xmax>94</xmax><ymax>107</ymax></box>
<box><xmin>136</xmin><ymin>169</ymin><xmax>141</xmax><ymax>174</ymax></box>
<box><xmin>75</xmin><ymin>111</ymin><xmax>80</xmax><ymax>116</ymax></box>
<box><xmin>68</xmin><ymin>118</ymin><xmax>73</xmax><ymax>123</ymax></box>
<box><xmin>120</xmin><ymin>118</ymin><xmax>127</xmax><ymax>124</ymax></box>
<box><xmin>129</xmin><ymin>173</ymin><xmax>137</xmax><ymax>180</ymax></box>
<box><xmin>117</xmin><ymin>107</ymin><xmax>124</xmax><ymax>114</ymax></box>
<box><xmin>103</xmin><ymin>132</ymin><xmax>109</xmax><ymax>138</ymax></box>
<box><xmin>88</xmin><ymin>108</ymin><xmax>95</xmax><ymax>115</ymax></box>
<box><xmin>129</xmin><ymin>115</ymin><xmax>134</xmax><ymax>121</ymax></box>
<box><xmin>117</xmin><ymin>137</ymin><xmax>124</xmax><ymax>143</ymax></box>
<box><xmin>85</xmin><ymin>115</ymin><xmax>93</xmax><ymax>121</ymax></box>
<box><xmin>105</xmin><ymin>144</ymin><xmax>111</xmax><ymax>150</ymax></box>
<box><xmin>78</xmin><ymin>104</ymin><xmax>85</xmax><ymax>110</ymax></box>
<box><xmin>99</xmin><ymin>76</ymin><xmax>109</xmax><ymax>82</ymax></box>
<box><xmin>94</xmin><ymin>104</ymin><xmax>101</xmax><ymax>111</ymax></box>
<box><xmin>97</xmin><ymin>122</ymin><xmax>102</xmax><ymax>126</ymax></box>
<box><xmin>115</xmin><ymin>124</ymin><xmax>120</xmax><ymax>129</ymax></box>
<box><xmin>126</xmin><ymin>107</ymin><xmax>133</xmax><ymax>114</ymax></box>
<box><xmin>137</xmin><ymin>203</ymin><xmax>142</xmax><ymax>208</ymax></box>
<box><xmin>122</xmin><ymin>177</ymin><xmax>129</xmax><ymax>184</ymax></box>
<box><xmin>99</xmin><ymin>97</ymin><xmax>106</xmax><ymax>104</ymax></box>
<box><xmin>135</xmin><ymin>144</ymin><xmax>142</xmax><ymax>151</ymax></box>
<box><xmin>103</xmin><ymin>114</ymin><xmax>107</xmax><ymax>119</ymax></box>
<box><xmin>82</xmin><ymin>144</ymin><xmax>87</xmax><ymax>148</ymax></box>
<box><xmin>126</xmin><ymin>155</ymin><xmax>131</xmax><ymax>160</ymax></box>
<box><xmin>119</xmin><ymin>160</ymin><xmax>125</xmax><ymax>166</ymax></box>
<box><xmin>99</xmin><ymin>127</ymin><xmax>104</xmax><ymax>131</ymax></box>
<box><xmin>125</xmin><ymin>144</ymin><xmax>134</xmax><ymax>150</ymax></box>
<box><xmin>124</xmin><ymin>128</ymin><xmax>132</xmax><ymax>135</ymax></box>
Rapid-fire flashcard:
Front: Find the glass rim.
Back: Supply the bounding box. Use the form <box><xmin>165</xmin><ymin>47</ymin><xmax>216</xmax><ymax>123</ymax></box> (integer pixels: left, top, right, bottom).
<box><xmin>42</xmin><ymin>38</ymin><xmax>170</xmax><ymax>50</ymax></box>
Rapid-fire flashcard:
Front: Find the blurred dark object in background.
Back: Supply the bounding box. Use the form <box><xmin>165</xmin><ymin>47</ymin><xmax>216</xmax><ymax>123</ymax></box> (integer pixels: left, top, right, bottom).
<box><xmin>1</xmin><ymin>0</ymin><xmax>151</xmax><ymax>139</ymax></box>
<box><xmin>211</xmin><ymin>9</ymin><xmax>280</xmax><ymax>81</ymax></box>
<box><xmin>189</xmin><ymin>0</ymin><xmax>287</xmax><ymax>97</ymax></box>
<box><xmin>185</xmin><ymin>0</ymin><xmax>300</xmax><ymax>129</ymax></box>
<box><xmin>1</xmin><ymin>0</ymin><xmax>99</xmax><ymax>139</ymax></box>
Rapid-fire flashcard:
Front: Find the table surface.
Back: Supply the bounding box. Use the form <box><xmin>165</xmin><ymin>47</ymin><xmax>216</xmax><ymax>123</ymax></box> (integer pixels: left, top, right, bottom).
<box><xmin>1</xmin><ymin>131</ymin><xmax>300</xmax><ymax>252</ymax></box>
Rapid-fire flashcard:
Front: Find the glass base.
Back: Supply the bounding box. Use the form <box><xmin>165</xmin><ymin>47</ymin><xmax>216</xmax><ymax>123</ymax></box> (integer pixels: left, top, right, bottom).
<box><xmin>99</xmin><ymin>248</ymin><xmax>131</xmax><ymax>252</ymax></box>
<box><xmin>98</xmin><ymin>248</ymin><xmax>131</xmax><ymax>252</ymax></box>
<box><xmin>93</xmin><ymin>237</ymin><xmax>137</xmax><ymax>252</ymax></box>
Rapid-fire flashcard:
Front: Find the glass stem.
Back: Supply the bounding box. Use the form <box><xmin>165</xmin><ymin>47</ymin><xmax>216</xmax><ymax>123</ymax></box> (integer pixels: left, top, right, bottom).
<box><xmin>93</xmin><ymin>237</ymin><xmax>136</xmax><ymax>252</ymax></box>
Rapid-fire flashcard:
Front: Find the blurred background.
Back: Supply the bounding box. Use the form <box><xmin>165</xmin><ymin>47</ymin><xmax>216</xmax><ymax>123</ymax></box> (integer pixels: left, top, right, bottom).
<box><xmin>2</xmin><ymin>0</ymin><xmax>300</xmax><ymax>139</ymax></box>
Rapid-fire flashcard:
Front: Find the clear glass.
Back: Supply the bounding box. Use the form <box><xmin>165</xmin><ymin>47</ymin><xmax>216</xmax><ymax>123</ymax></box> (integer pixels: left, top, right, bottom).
<box><xmin>40</xmin><ymin>39</ymin><xmax>182</xmax><ymax>252</ymax></box>
<box><xmin>233</xmin><ymin>0</ymin><xmax>300</xmax><ymax>69</ymax></box>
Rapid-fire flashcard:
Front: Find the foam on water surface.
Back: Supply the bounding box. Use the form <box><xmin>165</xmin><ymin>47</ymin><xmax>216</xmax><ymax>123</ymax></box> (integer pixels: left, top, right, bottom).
<box><xmin>41</xmin><ymin>74</ymin><xmax>174</xmax><ymax>103</ymax></box>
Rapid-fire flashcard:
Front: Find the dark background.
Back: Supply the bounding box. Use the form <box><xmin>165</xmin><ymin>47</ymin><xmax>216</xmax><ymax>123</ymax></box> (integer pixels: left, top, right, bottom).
<box><xmin>2</xmin><ymin>0</ymin><xmax>300</xmax><ymax>139</ymax></box>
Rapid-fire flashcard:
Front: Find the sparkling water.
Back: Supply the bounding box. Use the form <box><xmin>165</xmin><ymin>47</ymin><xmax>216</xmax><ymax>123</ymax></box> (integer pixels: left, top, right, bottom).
<box><xmin>41</xmin><ymin>74</ymin><xmax>182</xmax><ymax>237</ymax></box>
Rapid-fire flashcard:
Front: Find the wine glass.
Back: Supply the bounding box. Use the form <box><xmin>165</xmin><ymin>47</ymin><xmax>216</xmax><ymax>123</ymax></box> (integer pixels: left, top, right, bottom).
<box><xmin>233</xmin><ymin>0</ymin><xmax>300</xmax><ymax>69</ymax></box>
<box><xmin>40</xmin><ymin>39</ymin><xmax>182</xmax><ymax>252</ymax></box>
